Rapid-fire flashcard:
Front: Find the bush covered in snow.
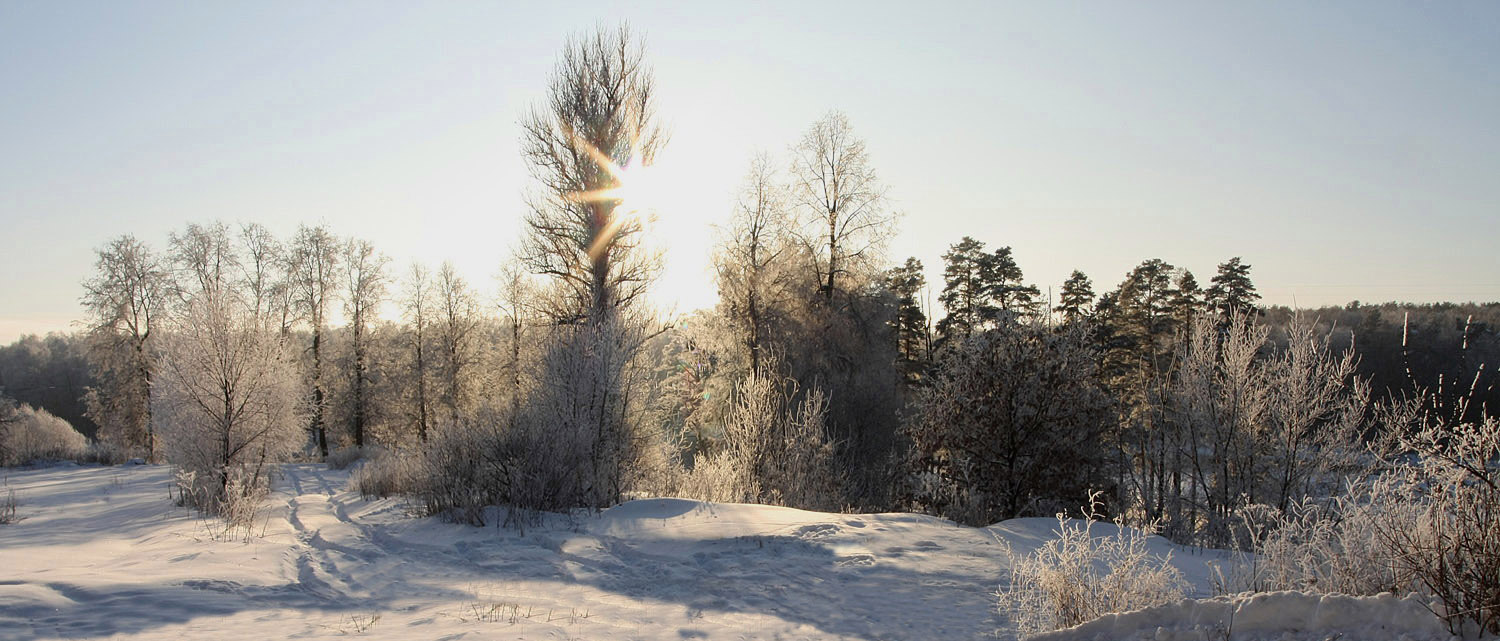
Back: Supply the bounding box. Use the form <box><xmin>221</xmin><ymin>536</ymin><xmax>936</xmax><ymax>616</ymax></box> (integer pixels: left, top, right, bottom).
<box><xmin>998</xmin><ymin>498</ymin><xmax>1188</xmax><ymax>639</ymax></box>
<box><xmin>0</xmin><ymin>403</ymin><xmax>88</xmax><ymax>466</ymax></box>
<box><xmin>676</xmin><ymin>360</ymin><xmax>842</xmax><ymax>511</ymax></box>
<box><xmin>1212</xmin><ymin>406</ymin><xmax>1500</xmax><ymax>637</ymax></box>
<box><xmin>905</xmin><ymin>321</ymin><xmax>1113</xmax><ymax>525</ymax></box>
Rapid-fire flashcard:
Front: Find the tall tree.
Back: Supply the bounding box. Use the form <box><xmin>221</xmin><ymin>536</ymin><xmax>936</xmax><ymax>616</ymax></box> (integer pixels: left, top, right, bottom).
<box><xmin>168</xmin><ymin>222</ymin><xmax>238</xmax><ymax>303</ymax></box>
<box><xmin>517</xmin><ymin>25</ymin><xmax>667</xmax><ymax>507</ymax></box>
<box><xmin>435</xmin><ymin>262</ymin><xmax>478</xmax><ymax>427</ymax></box>
<box><xmin>155</xmin><ymin>270</ymin><xmax>302</xmax><ymax>514</ymax></box>
<box><xmin>936</xmin><ymin>236</ymin><xmax>992</xmax><ymax>344</ymax></box>
<box><xmin>981</xmin><ymin>246</ymin><xmax>1040</xmax><ymax>318</ymax></box>
<box><xmin>1056</xmin><ymin>270</ymin><xmax>1095</xmax><ymax>325</ymax></box>
<box><xmin>1170</xmin><ymin>269</ymin><xmax>1204</xmax><ymax>328</ymax></box>
<box><xmin>288</xmin><ymin>224</ymin><xmax>341</xmax><ymax>458</ymax></box>
<box><xmin>402</xmin><ymin>263</ymin><xmax>434</xmax><ymax>442</ymax></box>
<box><xmin>237</xmin><ymin>223</ymin><xmax>286</xmax><ymax>330</ymax></box>
<box><xmin>519</xmin><ymin>23</ymin><xmax>665</xmax><ymax>326</ymax></box>
<box><xmin>342</xmin><ymin>238</ymin><xmax>389</xmax><ymax>448</ymax></box>
<box><xmin>716</xmin><ymin>153</ymin><xmax>791</xmax><ymax>373</ymax></box>
<box><xmin>1205</xmin><ymin>256</ymin><xmax>1260</xmax><ymax>317</ymax></box>
<box><xmin>886</xmin><ymin>257</ymin><xmax>929</xmax><ymax>371</ymax></box>
<box><xmin>81</xmin><ymin>236</ymin><xmax>168</xmax><ymax>459</ymax></box>
<box><xmin>789</xmin><ymin>111</ymin><xmax>893</xmax><ymax>302</ymax></box>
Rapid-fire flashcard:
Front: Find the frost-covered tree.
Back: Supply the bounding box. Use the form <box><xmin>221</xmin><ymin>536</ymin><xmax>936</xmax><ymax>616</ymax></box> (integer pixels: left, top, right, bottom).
<box><xmin>789</xmin><ymin>110</ymin><xmax>892</xmax><ymax>302</ymax></box>
<box><xmin>904</xmin><ymin>320</ymin><xmax>1113</xmax><ymax>524</ymax></box>
<box><xmin>342</xmin><ymin>238</ymin><xmax>389</xmax><ymax>448</ymax></box>
<box><xmin>287</xmin><ymin>224</ymin><xmax>341</xmax><ymax>457</ymax></box>
<box><xmin>434</xmin><ymin>262</ymin><xmax>480</xmax><ymax>427</ymax></box>
<box><xmin>81</xmin><ymin>235</ymin><xmax>168</xmax><ymax>459</ymax></box>
<box><xmin>401</xmin><ymin>263</ymin><xmax>434</xmax><ymax>442</ymax></box>
<box><xmin>688</xmin><ymin>359</ymin><xmax>842</xmax><ymax>511</ymax></box>
<box><xmin>716</xmin><ymin>153</ymin><xmax>792</xmax><ymax>374</ymax></box>
<box><xmin>516</xmin><ymin>24</ymin><xmax>667</xmax><ymax>508</ymax></box>
<box><xmin>519</xmin><ymin>23</ymin><xmax>665</xmax><ymax>326</ymax></box>
<box><xmin>155</xmin><ymin>283</ymin><xmax>303</xmax><ymax>517</ymax></box>
<box><xmin>237</xmin><ymin>223</ymin><xmax>288</xmax><ymax>332</ymax></box>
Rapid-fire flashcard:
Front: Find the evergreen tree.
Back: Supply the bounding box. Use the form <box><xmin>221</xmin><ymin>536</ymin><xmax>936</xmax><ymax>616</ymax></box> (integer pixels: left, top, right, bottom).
<box><xmin>1103</xmin><ymin>259</ymin><xmax>1178</xmax><ymax>390</ymax></box>
<box><xmin>981</xmin><ymin>246</ymin><xmax>1040</xmax><ymax>318</ymax></box>
<box><xmin>1056</xmin><ymin>270</ymin><xmax>1095</xmax><ymax>324</ymax></box>
<box><xmin>936</xmin><ymin>237</ymin><xmax>992</xmax><ymax>344</ymax></box>
<box><xmin>1205</xmin><ymin>257</ymin><xmax>1260</xmax><ymax>316</ymax></box>
<box><xmin>1170</xmin><ymin>269</ymin><xmax>1203</xmax><ymax>328</ymax></box>
<box><xmin>886</xmin><ymin>257</ymin><xmax>929</xmax><ymax>374</ymax></box>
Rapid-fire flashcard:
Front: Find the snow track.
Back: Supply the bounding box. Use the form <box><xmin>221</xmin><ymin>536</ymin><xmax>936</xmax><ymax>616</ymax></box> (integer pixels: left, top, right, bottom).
<box><xmin>0</xmin><ymin>463</ymin><xmax>1234</xmax><ymax>640</ymax></box>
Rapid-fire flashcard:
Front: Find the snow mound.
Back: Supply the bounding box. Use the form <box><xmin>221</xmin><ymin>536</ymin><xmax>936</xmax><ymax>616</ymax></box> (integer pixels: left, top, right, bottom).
<box><xmin>1031</xmin><ymin>591</ymin><xmax>1452</xmax><ymax>641</ymax></box>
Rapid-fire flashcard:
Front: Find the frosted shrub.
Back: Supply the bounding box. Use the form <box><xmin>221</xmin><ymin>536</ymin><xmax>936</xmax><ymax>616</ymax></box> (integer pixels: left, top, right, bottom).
<box><xmin>906</xmin><ymin>321</ymin><xmax>1112</xmax><ymax>525</ymax></box>
<box><xmin>0</xmin><ymin>404</ymin><xmax>88</xmax><ymax>466</ymax></box>
<box><xmin>1371</xmin><ymin>410</ymin><xmax>1500</xmax><ymax>637</ymax></box>
<box><xmin>679</xmin><ymin>359</ymin><xmax>842</xmax><ymax>511</ymax></box>
<box><xmin>998</xmin><ymin>497</ymin><xmax>1188</xmax><ymax>638</ymax></box>
<box><xmin>1212</xmin><ymin>495</ymin><xmax>1394</xmax><ymax>597</ymax></box>
<box><xmin>1213</xmin><ymin>407</ymin><xmax>1500</xmax><ymax>637</ymax></box>
<box><xmin>326</xmin><ymin>445</ymin><xmax>378</xmax><ymax>471</ymax></box>
<box><xmin>353</xmin><ymin>448</ymin><xmax>417</xmax><ymax>499</ymax></box>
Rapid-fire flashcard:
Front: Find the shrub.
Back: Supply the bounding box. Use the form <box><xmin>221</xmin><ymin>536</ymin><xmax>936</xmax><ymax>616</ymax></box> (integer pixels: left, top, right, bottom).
<box><xmin>997</xmin><ymin>495</ymin><xmax>1188</xmax><ymax>639</ymax></box>
<box><xmin>1371</xmin><ymin>409</ymin><xmax>1500</xmax><ymax>637</ymax></box>
<box><xmin>1210</xmin><ymin>495</ymin><xmax>1394</xmax><ymax>597</ymax></box>
<box><xmin>0</xmin><ymin>483</ymin><xmax>18</xmax><ymax>524</ymax></box>
<box><xmin>699</xmin><ymin>361</ymin><xmax>842</xmax><ymax>511</ymax></box>
<box><xmin>326</xmin><ymin>445</ymin><xmax>378</xmax><ymax>471</ymax></box>
<box><xmin>905</xmin><ymin>321</ymin><xmax>1113</xmax><ymax>525</ymax></box>
<box><xmin>352</xmin><ymin>448</ymin><xmax>417</xmax><ymax>499</ymax></box>
<box><xmin>1212</xmin><ymin>406</ymin><xmax>1499</xmax><ymax>637</ymax></box>
<box><xmin>0</xmin><ymin>404</ymin><xmax>88</xmax><ymax>466</ymax></box>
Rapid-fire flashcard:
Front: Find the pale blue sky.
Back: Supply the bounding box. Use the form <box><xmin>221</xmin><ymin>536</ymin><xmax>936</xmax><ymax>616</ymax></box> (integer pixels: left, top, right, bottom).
<box><xmin>3</xmin><ymin>1</ymin><xmax>1497</xmax><ymax>342</ymax></box>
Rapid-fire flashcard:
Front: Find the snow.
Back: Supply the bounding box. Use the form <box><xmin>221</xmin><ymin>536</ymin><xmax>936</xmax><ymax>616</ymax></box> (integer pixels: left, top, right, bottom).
<box><xmin>0</xmin><ymin>464</ymin><xmax>1458</xmax><ymax>640</ymax></box>
<box><xmin>1030</xmin><ymin>591</ymin><xmax>1451</xmax><ymax>641</ymax></box>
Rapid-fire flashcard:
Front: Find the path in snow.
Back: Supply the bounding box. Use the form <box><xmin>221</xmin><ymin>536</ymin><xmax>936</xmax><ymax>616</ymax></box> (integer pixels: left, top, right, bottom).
<box><xmin>1</xmin><ymin>463</ymin><xmax>1052</xmax><ymax>640</ymax></box>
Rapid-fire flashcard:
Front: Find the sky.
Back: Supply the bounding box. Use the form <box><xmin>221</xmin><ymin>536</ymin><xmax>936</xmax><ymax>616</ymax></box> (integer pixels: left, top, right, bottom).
<box><xmin>2</xmin><ymin>1</ymin><xmax>1498</xmax><ymax>343</ymax></box>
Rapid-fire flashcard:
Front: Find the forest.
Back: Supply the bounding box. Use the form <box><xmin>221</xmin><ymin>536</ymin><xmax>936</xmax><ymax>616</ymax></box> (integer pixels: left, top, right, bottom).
<box><xmin>2</xmin><ymin>25</ymin><xmax>1497</xmax><ymax>640</ymax></box>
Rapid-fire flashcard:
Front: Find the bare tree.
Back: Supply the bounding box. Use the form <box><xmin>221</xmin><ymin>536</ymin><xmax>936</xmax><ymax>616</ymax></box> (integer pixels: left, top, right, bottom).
<box><xmin>402</xmin><ymin>262</ymin><xmax>434</xmax><ymax>442</ymax></box>
<box><xmin>435</xmin><ymin>262</ymin><xmax>479</xmax><ymax>427</ymax></box>
<box><xmin>168</xmin><ymin>222</ymin><xmax>238</xmax><ymax>303</ymax></box>
<box><xmin>495</xmin><ymin>261</ymin><xmax>534</xmax><ymax>418</ymax></box>
<box><xmin>342</xmin><ymin>238</ymin><xmax>389</xmax><ymax>448</ymax></box>
<box><xmin>519</xmin><ymin>23</ymin><xmax>666</xmax><ymax>326</ymax></box>
<box><xmin>716</xmin><ymin>153</ymin><xmax>792</xmax><ymax>373</ymax></box>
<box><xmin>515</xmin><ymin>24</ymin><xmax>667</xmax><ymax>508</ymax></box>
<box><xmin>288</xmin><ymin>224</ymin><xmax>341</xmax><ymax>457</ymax></box>
<box><xmin>788</xmin><ymin>111</ymin><xmax>894</xmax><ymax>302</ymax></box>
<box><xmin>155</xmin><ymin>284</ymin><xmax>303</xmax><ymax>516</ymax></box>
<box><xmin>237</xmin><ymin>223</ymin><xmax>286</xmax><ymax>330</ymax></box>
<box><xmin>81</xmin><ymin>235</ymin><xmax>168</xmax><ymax>459</ymax></box>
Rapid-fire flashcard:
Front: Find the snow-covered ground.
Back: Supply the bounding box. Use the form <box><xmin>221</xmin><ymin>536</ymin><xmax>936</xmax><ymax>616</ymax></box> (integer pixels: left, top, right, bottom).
<box><xmin>0</xmin><ymin>464</ymin><xmax>1454</xmax><ymax>641</ymax></box>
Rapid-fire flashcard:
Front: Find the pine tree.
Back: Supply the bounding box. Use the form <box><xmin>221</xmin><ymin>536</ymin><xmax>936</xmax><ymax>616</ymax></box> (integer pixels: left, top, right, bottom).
<box><xmin>936</xmin><ymin>237</ymin><xmax>992</xmax><ymax>344</ymax></box>
<box><xmin>1170</xmin><ymin>269</ymin><xmax>1203</xmax><ymax>328</ymax></box>
<box><xmin>1056</xmin><ymin>270</ymin><xmax>1095</xmax><ymax>324</ymax></box>
<box><xmin>981</xmin><ymin>246</ymin><xmax>1040</xmax><ymax>318</ymax></box>
<box><xmin>1205</xmin><ymin>257</ymin><xmax>1260</xmax><ymax>316</ymax></box>
<box><xmin>886</xmin><ymin>257</ymin><xmax>929</xmax><ymax>374</ymax></box>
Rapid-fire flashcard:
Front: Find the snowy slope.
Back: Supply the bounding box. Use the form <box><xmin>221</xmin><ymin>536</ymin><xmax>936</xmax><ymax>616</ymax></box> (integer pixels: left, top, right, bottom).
<box><xmin>0</xmin><ymin>464</ymin><xmax>1452</xmax><ymax>641</ymax></box>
